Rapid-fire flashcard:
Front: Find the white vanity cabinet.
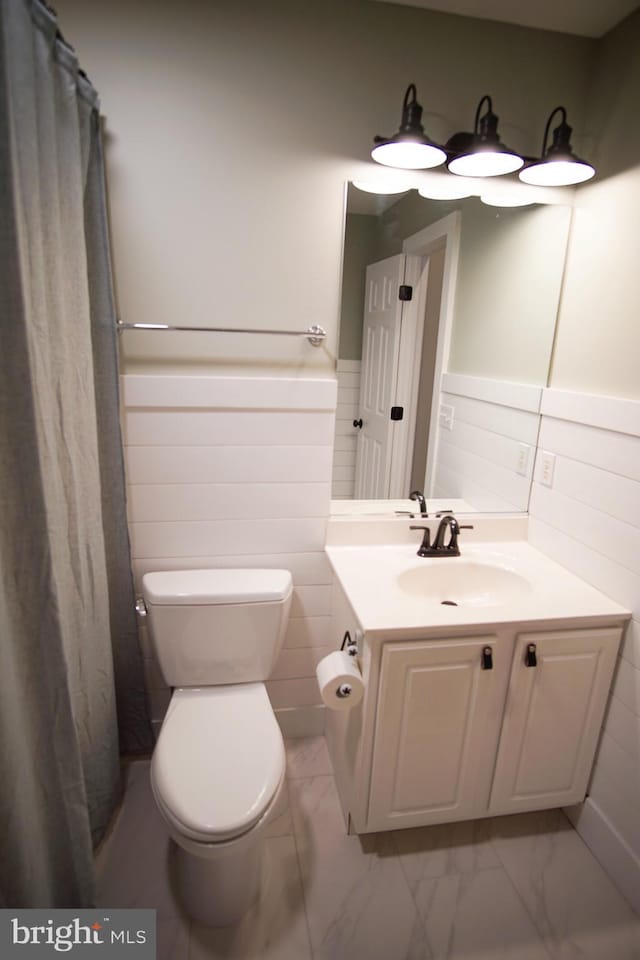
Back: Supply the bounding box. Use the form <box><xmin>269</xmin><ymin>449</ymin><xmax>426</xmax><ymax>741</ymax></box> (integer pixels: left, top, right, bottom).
<box><xmin>324</xmin><ymin>536</ymin><xmax>629</xmax><ymax>835</ymax></box>
<box><xmin>326</xmin><ymin>591</ymin><xmax>623</xmax><ymax>834</ymax></box>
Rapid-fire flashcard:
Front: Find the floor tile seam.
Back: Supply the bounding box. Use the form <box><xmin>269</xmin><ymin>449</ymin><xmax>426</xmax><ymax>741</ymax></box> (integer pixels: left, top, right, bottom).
<box><xmin>486</xmin><ymin>820</ymin><xmax>556</xmax><ymax>960</ymax></box>
<box><xmin>284</xmin><ymin>777</ymin><xmax>317</xmax><ymax>960</ymax></box>
<box><xmin>387</xmin><ymin>828</ymin><xmax>435</xmax><ymax>952</ymax></box>
<box><xmin>390</xmin><ymin>827</ymin><xmax>509</xmax><ymax>880</ymax></box>
<box><xmin>476</xmin><ymin>863</ymin><xmax>556</xmax><ymax>960</ymax></box>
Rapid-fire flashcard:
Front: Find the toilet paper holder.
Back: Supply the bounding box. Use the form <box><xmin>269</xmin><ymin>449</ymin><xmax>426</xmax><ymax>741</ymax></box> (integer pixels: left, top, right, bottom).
<box><xmin>340</xmin><ymin>630</ymin><xmax>359</xmax><ymax>657</ymax></box>
<box><xmin>337</xmin><ymin>631</ymin><xmax>360</xmax><ymax>698</ymax></box>
<box><xmin>316</xmin><ymin>637</ymin><xmax>365</xmax><ymax>708</ymax></box>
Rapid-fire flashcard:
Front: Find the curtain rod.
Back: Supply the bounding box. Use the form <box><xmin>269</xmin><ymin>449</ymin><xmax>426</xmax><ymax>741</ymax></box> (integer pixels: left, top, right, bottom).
<box><xmin>116</xmin><ymin>321</ymin><xmax>327</xmax><ymax>347</ymax></box>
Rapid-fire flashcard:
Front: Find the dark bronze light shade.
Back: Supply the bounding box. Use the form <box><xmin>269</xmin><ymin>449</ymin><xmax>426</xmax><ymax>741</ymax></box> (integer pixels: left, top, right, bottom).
<box><xmin>372</xmin><ymin>84</ymin><xmax>447</xmax><ymax>170</ymax></box>
<box><xmin>447</xmin><ymin>95</ymin><xmax>524</xmax><ymax>177</ymax></box>
<box><xmin>519</xmin><ymin>106</ymin><xmax>595</xmax><ymax>185</ymax></box>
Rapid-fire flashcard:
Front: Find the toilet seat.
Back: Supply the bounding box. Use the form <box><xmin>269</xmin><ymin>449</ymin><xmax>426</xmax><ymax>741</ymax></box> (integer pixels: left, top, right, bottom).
<box><xmin>151</xmin><ymin>684</ymin><xmax>285</xmax><ymax>844</ymax></box>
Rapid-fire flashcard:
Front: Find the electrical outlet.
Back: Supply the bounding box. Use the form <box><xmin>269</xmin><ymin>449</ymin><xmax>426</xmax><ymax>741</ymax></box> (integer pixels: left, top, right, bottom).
<box><xmin>540</xmin><ymin>451</ymin><xmax>556</xmax><ymax>487</ymax></box>
<box><xmin>516</xmin><ymin>443</ymin><xmax>531</xmax><ymax>477</ymax></box>
<box><xmin>439</xmin><ymin>403</ymin><xmax>454</xmax><ymax>431</ymax></box>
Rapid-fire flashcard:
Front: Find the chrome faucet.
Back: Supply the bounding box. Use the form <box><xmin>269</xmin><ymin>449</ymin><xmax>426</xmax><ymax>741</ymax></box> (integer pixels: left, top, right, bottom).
<box><xmin>410</xmin><ymin>514</ymin><xmax>473</xmax><ymax>558</ymax></box>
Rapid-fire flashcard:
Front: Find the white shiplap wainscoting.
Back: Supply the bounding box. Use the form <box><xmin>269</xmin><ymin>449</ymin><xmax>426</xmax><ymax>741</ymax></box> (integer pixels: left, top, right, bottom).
<box><xmin>530</xmin><ymin>388</ymin><xmax>640</xmax><ymax>914</ymax></box>
<box><xmin>433</xmin><ymin>373</ymin><xmax>542</xmax><ymax>512</ymax></box>
<box><xmin>332</xmin><ymin>359</ymin><xmax>360</xmax><ymax>498</ymax></box>
<box><xmin>121</xmin><ymin>374</ymin><xmax>338</xmax><ymax>738</ymax></box>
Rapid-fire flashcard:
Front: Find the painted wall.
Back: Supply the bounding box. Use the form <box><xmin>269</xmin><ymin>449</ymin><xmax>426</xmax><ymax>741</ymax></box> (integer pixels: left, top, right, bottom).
<box><xmin>550</xmin><ymin>8</ymin><xmax>640</xmax><ymax>399</ymax></box>
<box><xmin>54</xmin><ymin>0</ymin><xmax>593</xmax><ymax>376</ymax></box>
<box><xmin>449</xmin><ymin>202</ymin><xmax>571</xmax><ymax>385</ymax></box>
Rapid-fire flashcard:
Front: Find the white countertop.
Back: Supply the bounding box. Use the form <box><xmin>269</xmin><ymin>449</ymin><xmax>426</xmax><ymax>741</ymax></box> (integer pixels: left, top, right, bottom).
<box><xmin>326</xmin><ymin>539</ymin><xmax>630</xmax><ymax>635</ymax></box>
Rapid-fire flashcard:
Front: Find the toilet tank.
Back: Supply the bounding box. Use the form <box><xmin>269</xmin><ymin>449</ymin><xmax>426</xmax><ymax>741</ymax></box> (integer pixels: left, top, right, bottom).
<box><xmin>141</xmin><ymin>569</ymin><xmax>292</xmax><ymax>687</ymax></box>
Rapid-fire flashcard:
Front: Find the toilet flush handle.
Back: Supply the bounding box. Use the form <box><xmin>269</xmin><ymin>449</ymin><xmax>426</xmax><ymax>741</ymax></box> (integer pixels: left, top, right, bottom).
<box><xmin>135</xmin><ymin>597</ymin><xmax>147</xmax><ymax>621</ymax></box>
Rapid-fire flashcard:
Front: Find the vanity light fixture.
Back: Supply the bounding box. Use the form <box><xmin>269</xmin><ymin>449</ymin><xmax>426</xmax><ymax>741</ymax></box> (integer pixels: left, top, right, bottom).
<box><xmin>519</xmin><ymin>106</ymin><xmax>595</xmax><ymax>186</ymax></box>
<box><xmin>371</xmin><ymin>84</ymin><xmax>447</xmax><ymax>170</ymax></box>
<box><xmin>447</xmin><ymin>95</ymin><xmax>524</xmax><ymax>178</ymax></box>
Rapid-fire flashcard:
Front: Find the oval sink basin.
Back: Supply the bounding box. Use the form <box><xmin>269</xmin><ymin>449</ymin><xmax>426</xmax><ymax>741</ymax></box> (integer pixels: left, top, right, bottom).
<box><xmin>397</xmin><ymin>562</ymin><xmax>532</xmax><ymax>608</ymax></box>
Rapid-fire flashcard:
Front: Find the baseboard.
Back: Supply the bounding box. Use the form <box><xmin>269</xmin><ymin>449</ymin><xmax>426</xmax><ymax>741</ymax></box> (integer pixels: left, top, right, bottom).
<box><xmin>275</xmin><ymin>705</ymin><xmax>325</xmax><ymax>738</ymax></box>
<box><xmin>565</xmin><ymin>798</ymin><xmax>640</xmax><ymax>915</ymax></box>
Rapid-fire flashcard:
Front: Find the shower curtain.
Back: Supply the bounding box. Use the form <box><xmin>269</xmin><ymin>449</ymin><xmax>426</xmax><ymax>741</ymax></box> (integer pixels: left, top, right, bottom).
<box><xmin>0</xmin><ymin>0</ymin><xmax>153</xmax><ymax>907</ymax></box>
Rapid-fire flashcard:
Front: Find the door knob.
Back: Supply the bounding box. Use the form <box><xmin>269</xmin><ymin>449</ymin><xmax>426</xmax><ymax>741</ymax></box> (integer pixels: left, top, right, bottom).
<box><xmin>353</xmin><ymin>418</ymin><xmax>363</xmax><ymax>429</ymax></box>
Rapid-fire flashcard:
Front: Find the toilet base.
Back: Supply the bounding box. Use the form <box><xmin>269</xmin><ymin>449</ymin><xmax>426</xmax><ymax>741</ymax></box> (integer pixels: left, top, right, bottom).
<box><xmin>173</xmin><ymin>833</ymin><xmax>263</xmax><ymax>927</ymax></box>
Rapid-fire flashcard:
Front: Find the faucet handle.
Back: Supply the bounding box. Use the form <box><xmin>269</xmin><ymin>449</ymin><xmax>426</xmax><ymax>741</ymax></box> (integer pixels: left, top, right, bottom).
<box><xmin>410</xmin><ymin>524</ymin><xmax>431</xmax><ymax>553</ymax></box>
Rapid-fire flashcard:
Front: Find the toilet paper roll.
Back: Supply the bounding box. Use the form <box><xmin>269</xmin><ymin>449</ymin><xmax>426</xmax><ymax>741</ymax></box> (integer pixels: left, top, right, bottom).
<box><xmin>316</xmin><ymin>650</ymin><xmax>364</xmax><ymax>711</ymax></box>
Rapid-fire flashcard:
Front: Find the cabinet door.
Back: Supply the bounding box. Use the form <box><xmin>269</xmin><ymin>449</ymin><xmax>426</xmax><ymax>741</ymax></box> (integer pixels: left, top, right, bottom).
<box><xmin>489</xmin><ymin>627</ymin><xmax>620</xmax><ymax>815</ymax></box>
<box><xmin>367</xmin><ymin>636</ymin><xmax>508</xmax><ymax>831</ymax></box>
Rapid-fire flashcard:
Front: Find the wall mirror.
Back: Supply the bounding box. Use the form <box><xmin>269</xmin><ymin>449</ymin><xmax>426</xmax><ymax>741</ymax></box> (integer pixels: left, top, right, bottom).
<box><xmin>331</xmin><ymin>182</ymin><xmax>572</xmax><ymax>516</ymax></box>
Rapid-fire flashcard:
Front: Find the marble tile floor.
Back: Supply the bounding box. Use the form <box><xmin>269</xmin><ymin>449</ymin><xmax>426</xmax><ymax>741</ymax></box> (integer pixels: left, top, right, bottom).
<box><xmin>96</xmin><ymin>737</ymin><xmax>640</xmax><ymax>960</ymax></box>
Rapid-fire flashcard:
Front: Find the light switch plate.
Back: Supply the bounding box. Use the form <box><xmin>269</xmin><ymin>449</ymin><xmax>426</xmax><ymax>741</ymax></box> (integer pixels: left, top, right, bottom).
<box><xmin>439</xmin><ymin>403</ymin><xmax>454</xmax><ymax>431</ymax></box>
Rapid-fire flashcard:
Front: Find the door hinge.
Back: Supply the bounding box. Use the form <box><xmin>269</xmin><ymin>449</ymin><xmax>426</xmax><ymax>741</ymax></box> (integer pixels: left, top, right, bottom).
<box><xmin>390</xmin><ymin>406</ymin><xmax>404</xmax><ymax>421</ymax></box>
<box><xmin>399</xmin><ymin>284</ymin><xmax>413</xmax><ymax>301</ymax></box>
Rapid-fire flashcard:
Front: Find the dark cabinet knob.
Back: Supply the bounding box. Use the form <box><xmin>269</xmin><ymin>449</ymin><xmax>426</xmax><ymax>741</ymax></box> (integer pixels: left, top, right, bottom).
<box><xmin>525</xmin><ymin>643</ymin><xmax>537</xmax><ymax>667</ymax></box>
<box><xmin>353</xmin><ymin>418</ymin><xmax>363</xmax><ymax>429</ymax></box>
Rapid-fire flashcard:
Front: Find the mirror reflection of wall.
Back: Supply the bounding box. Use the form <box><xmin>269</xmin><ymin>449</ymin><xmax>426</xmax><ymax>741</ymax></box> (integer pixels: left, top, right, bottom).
<box><xmin>333</xmin><ymin>185</ymin><xmax>571</xmax><ymax>514</ymax></box>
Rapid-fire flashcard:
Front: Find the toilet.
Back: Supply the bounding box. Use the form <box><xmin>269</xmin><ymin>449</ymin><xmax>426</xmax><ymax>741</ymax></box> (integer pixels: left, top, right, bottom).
<box><xmin>141</xmin><ymin>567</ymin><xmax>292</xmax><ymax>927</ymax></box>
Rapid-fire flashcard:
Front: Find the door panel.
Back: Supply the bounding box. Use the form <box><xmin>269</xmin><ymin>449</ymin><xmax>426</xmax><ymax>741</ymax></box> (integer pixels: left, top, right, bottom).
<box><xmin>367</xmin><ymin>636</ymin><xmax>508</xmax><ymax>830</ymax></box>
<box><xmin>354</xmin><ymin>255</ymin><xmax>405</xmax><ymax>499</ymax></box>
<box><xmin>489</xmin><ymin>628</ymin><xmax>620</xmax><ymax>814</ymax></box>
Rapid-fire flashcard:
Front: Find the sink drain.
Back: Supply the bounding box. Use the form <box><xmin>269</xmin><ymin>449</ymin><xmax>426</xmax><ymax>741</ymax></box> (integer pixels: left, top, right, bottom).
<box><xmin>441</xmin><ymin>600</ymin><xmax>458</xmax><ymax>607</ymax></box>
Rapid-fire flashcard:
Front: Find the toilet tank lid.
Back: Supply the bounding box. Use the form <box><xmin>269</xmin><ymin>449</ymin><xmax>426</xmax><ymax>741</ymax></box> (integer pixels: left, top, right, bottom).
<box><xmin>142</xmin><ymin>568</ymin><xmax>292</xmax><ymax>605</ymax></box>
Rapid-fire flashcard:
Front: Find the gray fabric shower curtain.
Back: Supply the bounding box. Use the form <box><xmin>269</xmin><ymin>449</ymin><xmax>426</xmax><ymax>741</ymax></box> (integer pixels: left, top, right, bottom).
<box><xmin>0</xmin><ymin>0</ymin><xmax>153</xmax><ymax>907</ymax></box>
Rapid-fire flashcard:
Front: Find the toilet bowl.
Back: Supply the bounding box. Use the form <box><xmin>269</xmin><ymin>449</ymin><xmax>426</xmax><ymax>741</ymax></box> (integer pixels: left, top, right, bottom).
<box><xmin>141</xmin><ymin>568</ymin><xmax>292</xmax><ymax>926</ymax></box>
